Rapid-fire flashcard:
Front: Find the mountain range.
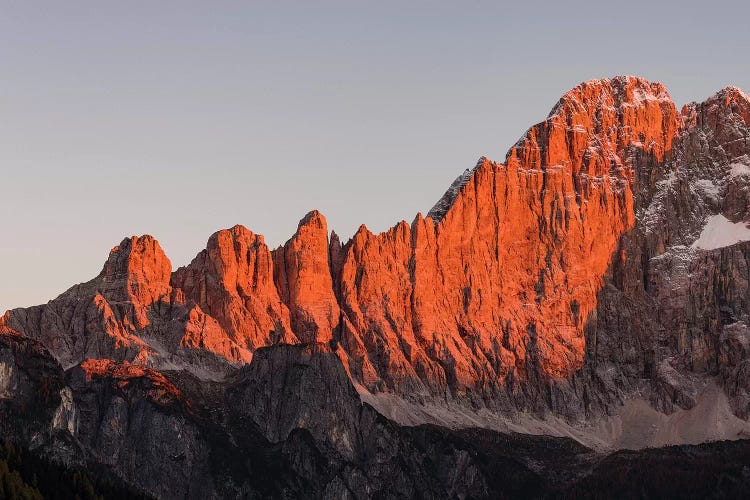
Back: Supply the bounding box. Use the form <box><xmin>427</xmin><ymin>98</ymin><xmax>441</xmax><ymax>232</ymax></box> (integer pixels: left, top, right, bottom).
<box><xmin>1</xmin><ymin>76</ymin><xmax>749</xmax><ymax>498</ymax></box>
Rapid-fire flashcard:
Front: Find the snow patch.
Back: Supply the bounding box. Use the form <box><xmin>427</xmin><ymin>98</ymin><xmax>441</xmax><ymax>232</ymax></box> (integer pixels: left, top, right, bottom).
<box><xmin>656</xmin><ymin>170</ymin><xmax>677</xmax><ymax>187</ymax></box>
<box><xmin>692</xmin><ymin>179</ymin><xmax>721</xmax><ymax>199</ymax></box>
<box><xmin>692</xmin><ymin>214</ymin><xmax>750</xmax><ymax>250</ymax></box>
<box><xmin>427</xmin><ymin>165</ymin><xmax>476</xmax><ymax>223</ymax></box>
<box><xmin>632</xmin><ymin>86</ymin><xmax>659</xmax><ymax>105</ymax></box>
<box><xmin>729</xmin><ymin>162</ymin><xmax>750</xmax><ymax>178</ymax></box>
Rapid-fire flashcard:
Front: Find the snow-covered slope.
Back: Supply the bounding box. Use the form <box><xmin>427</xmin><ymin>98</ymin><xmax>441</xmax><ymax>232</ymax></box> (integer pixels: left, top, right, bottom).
<box><xmin>692</xmin><ymin>215</ymin><xmax>750</xmax><ymax>250</ymax></box>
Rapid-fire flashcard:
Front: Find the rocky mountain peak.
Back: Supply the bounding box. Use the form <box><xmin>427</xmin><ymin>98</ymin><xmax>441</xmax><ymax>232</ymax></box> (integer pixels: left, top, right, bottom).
<box><xmin>172</xmin><ymin>224</ymin><xmax>294</xmax><ymax>352</ymax></box>
<box><xmin>297</xmin><ymin>209</ymin><xmax>327</xmax><ymax>230</ymax></box>
<box><xmin>273</xmin><ymin>211</ymin><xmax>339</xmax><ymax>344</ymax></box>
<box><xmin>100</xmin><ymin>235</ymin><xmax>172</xmax><ymax>317</ymax></box>
<box><xmin>717</xmin><ymin>86</ymin><xmax>750</xmax><ymax>109</ymax></box>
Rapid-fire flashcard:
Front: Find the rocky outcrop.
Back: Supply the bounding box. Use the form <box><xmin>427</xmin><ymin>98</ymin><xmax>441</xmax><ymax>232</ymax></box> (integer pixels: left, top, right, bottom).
<box><xmin>273</xmin><ymin>211</ymin><xmax>341</xmax><ymax>344</ymax></box>
<box><xmin>227</xmin><ymin>343</ymin><xmax>361</xmax><ymax>459</ymax></box>
<box><xmin>99</xmin><ymin>235</ymin><xmax>172</xmax><ymax>330</ymax></box>
<box><xmin>0</xmin><ymin>237</ymin><xmax>170</xmax><ymax>368</ymax></box>
<box><xmin>172</xmin><ymin>225</ymin><xmax>296</xmax><ymax>351</ymax></box>
<box><xmin>0</xmin><ymin>327</ymin><xmax>64</xmax><ymax>440</ymax></box>
<box><xmin>719</xmin><ymin>320</ymin><xmax>750</xmax><ymax>419</ymax></box>
<box><xmin>61</xmin><ymin>359</ymin><xmax>216</xmax><ymax>499</ymax></box>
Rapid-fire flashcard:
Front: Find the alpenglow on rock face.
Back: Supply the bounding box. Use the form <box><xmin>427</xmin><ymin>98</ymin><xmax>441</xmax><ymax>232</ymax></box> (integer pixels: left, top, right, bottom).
<box><xmin>3</xmin><ymin>75</ymin><xmax>750</xmax><ymax>498</ymax></box>
<box><xmin>2</xmin><ymin>76</ymin><xmax>749</xmax><ymax>427</ymax></box>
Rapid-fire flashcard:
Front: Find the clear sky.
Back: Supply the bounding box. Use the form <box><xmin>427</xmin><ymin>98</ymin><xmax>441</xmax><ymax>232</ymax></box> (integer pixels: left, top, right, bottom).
<box><xmin>2</xmin><ymin>0</ymin><xmax>749</xmax><ymax>310</ymax></box>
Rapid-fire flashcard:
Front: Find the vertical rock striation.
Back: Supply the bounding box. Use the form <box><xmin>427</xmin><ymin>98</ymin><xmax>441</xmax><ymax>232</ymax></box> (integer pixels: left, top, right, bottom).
<box><xmin>273</xmin><ymin>210</ymin><xmax>341</xmax><ymax>344</ymax></box>
<box><xmin>172</xmin><ymin>225</ymin><xmax>296</xmax><ymax>351</ymax></box>
<box><xmin>332</xmin><ymin>76</ymin><xmax>680</xmax><ymax>401</ymax></box>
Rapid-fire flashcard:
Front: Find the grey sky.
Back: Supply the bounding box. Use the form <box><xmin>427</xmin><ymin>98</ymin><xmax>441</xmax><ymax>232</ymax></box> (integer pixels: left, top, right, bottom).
<box><xmin>2</xmin><ymin>0</ymin><xmax>749</xmax><ymax>310</ymax></box>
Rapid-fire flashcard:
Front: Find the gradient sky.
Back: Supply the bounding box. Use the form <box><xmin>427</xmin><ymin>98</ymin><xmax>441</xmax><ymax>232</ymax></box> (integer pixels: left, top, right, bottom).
<box><xmin>2</xmin><ymin>0</ymin><xmax>749</xmax><ymax>310</ymax></box>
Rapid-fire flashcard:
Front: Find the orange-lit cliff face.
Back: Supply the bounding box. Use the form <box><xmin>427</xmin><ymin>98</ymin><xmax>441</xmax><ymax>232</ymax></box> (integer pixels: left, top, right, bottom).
<box><xmin>0</xmin><ymin>76</ymin><xmax>682</xmax><ymax>395</ymax></box>
<box><xmin>273</xmin><ymin>210</ymin><xmax>341</xmax><ymax>344</ymax></box>
<box><xmin>0</xmin><ymin>236</ymin><xmax>170</xmax><ymax>367</ymax></box>
<box><xmin>333</xmin><ymin>77</ymin><xmax>679</xmax><ymax>394</ymax></box>
<box><xmin>78</xmin><ymin>358</ymin><xmax>188</xmax><ymax>410</ymax></box>
<box><xmin>100</xmin><ymin>235</ymin><xmax>172</xmax><ymax>330</ymax></box>
<box><xmin>172</xmin><ymin>225</ymin><xmax>296</xmax><ymax>351</ymax></box>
